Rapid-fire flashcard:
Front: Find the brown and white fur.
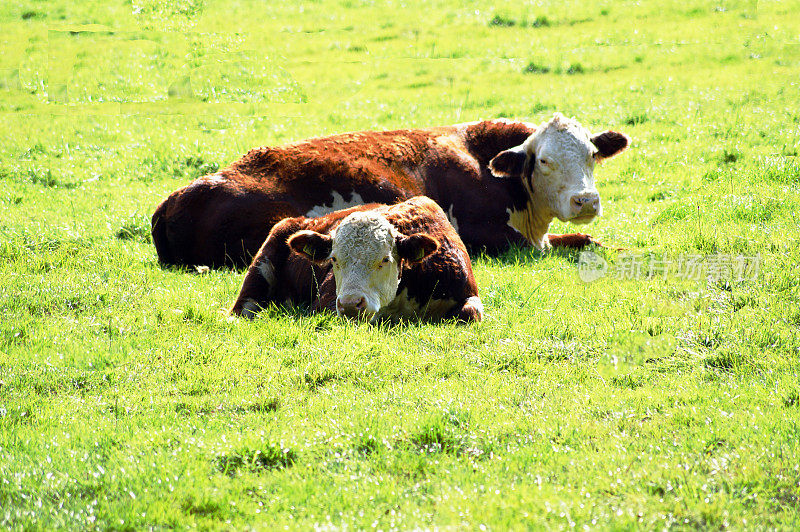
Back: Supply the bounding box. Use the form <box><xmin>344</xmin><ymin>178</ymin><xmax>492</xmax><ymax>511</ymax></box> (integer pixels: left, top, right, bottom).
<box><xmin>153</xmin><ymin>113</ymin><xmax>628</xmax><ymax>268</ymax></box>
<box><xmin>229</xmin><ymin>197</ymin><xmax>483</xmax><ymax>323</ymax></box>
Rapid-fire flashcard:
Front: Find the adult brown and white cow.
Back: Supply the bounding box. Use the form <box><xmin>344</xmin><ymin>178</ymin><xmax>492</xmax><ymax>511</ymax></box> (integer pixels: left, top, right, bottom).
<box><xmin>153</xmin><ymin>113</ymin><xmax>628</xmax><ymax>268</ymax></box>
<box><xmin>229</xmin><ymin>196</ymin><xmax>482</xmax><ymax>323</ymax></box>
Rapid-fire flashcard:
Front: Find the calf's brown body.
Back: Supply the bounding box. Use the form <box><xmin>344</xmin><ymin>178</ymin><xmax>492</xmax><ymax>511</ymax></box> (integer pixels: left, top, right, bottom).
<box><xmin>229</xmin><ymin>197</ymin><xmax>482</xmax><ymax>323</ymax></box>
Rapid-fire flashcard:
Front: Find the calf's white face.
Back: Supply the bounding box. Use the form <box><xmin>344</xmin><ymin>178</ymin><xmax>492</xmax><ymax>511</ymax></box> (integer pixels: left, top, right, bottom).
<box><xmin>489</xmin><ymin>113</ymin><xmax>629</xmax><ymax>224</ymax></box>
<box><xmin>288</xmin><ymin>212</ymin><xmax>438</xmax><ymax>321</ymax></box>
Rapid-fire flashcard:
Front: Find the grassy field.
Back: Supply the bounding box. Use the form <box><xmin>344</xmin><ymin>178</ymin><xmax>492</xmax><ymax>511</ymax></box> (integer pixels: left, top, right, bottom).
<box><xmin>2</xmin><ymin>0</ymin><xmax>800</xmax><ymax>528</ymax></box>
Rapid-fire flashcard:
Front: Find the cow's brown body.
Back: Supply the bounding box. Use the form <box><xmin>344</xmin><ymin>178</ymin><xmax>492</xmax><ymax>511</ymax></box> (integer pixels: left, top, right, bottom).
<box><xmin>152</xmin><ymin>119</ymin><xmax>595</xmax><ymax>268</ymax></box>
<box><xmin>229</xmin><ymin>197</ymin><xmax>482</xmax><ymax>323</ymax></box>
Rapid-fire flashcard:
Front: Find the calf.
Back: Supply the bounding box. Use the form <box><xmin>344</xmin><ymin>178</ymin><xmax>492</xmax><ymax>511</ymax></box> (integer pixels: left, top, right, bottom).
<box><xmin>153</xmin><ymin>113</ymin><xmax>628</xmax><ymax>267</ymax></box>
<box><xmin>229</xmin><ymin>197</ymin><xmax>483</xmax><ymax>323</ymax></box>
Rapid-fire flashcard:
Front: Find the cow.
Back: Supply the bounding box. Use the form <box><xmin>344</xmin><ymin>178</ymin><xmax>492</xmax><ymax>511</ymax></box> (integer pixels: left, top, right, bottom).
<box><xmin>152</xmin><ymin>113</ymin><xmax>629</xmax><ymax>268</ymax></box>
<box><xmin>229</xmin><ymin>196</ymin><xmax>483</xmax><ymax>323</ymax></box>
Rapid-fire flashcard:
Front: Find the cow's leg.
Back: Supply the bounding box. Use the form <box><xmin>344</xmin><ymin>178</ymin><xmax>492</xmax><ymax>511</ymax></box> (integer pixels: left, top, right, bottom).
<box><xmin>229</xmin><ymin>220</ymin><xmax>303</xmax><ymax>318</ymax></box>
<box><xmin>546</xmin><ymin>233</ymin><xmax>600</xmax><ymax>249</ymax></box>
<box><xmin>446</xmin><ymin>296</ymin><xmax>484</xmax><ymax>323</ymax></box>
<box><xmin>229</xmin><ymin>251</ymin><xmax>280</xmax><ymax>318</ymax></box>
<box><xmin>229</xmin><ymin>256</ymin><xmax>279</xmax><ymax>318</ymax></box>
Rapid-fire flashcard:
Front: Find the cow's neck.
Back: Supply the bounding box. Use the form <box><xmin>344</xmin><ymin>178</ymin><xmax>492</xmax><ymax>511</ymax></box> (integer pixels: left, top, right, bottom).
<box><xmin>506</xmin><ymin>200</ymin><xmax>553</xmax><ymax>250</ymax></box>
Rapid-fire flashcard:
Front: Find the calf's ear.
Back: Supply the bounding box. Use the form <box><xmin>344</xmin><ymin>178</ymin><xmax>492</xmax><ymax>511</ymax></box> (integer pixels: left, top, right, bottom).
<box><xmin>489</xmin><ymin>145</ymin><xmax>528</xmax><ymax>178</ymax></box>
<box><xmin>396</xmin><ymin>233</ymin><xmax>439</xmax><ymax>263</ymax></box>
<box><xmin>591</xmin><ymin>131</ymin><xmax>629</xmax><ymax>160</ymax></box>
<box><xmin>288</xmin><ymin>230</ymin><xmax>333</xmax><ymax>263</ymax></box>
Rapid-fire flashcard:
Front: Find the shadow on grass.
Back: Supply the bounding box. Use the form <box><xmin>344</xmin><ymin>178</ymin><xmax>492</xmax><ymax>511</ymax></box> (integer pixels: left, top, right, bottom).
<box><xmin>474</xmin><ymin>241</ymin><xmax>606</xmax><ymax>266</ymax></box>
<box><xmin>155</xmin><ymin>260</ymin><xmax>248</xmax><ymax>275</ymax></box>
<box><xmin>154</xmin><ymin>237</ymin><xmax>611</xmax><ymax>276</ymax></box>
<box><xmin>236</xmin><ymin>301</ymin><xmax>480</xmax><ymax>332</ymax></box>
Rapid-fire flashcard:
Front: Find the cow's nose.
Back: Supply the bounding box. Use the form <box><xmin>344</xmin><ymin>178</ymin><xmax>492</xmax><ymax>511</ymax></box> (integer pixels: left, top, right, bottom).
<box><xmin>336</xmin><ymin>295</ymin><xmax>367</xmax><ymax>317</ymax></box>
<box><xmin>571</xmin><ymin>193</ymin><xmax>601</xmax><ymax>215</ymax></box>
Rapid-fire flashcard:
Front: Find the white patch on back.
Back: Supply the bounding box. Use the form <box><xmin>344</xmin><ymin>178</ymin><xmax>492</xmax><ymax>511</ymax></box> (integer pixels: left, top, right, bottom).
<box><xmin>305</xmin><ymin>191</ymin><xmax>365</xmax><ymax>218</ymax></box>
<box><xmin>446</xmin><ymin>205</ymin><xmax>460</xmax><ymax>234</ymax></box>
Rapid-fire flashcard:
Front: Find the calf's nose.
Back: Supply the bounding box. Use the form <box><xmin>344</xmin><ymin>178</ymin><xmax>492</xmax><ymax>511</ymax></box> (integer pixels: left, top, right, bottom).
<box><xmin>336</xmin><ymin>295</ymin><xmax>367</xmax><ymax>317</ymax></box>
<box><xmin>570</xmin><ymin>193</ymin><xmax>601</xmax><ymax>215</ymax></box>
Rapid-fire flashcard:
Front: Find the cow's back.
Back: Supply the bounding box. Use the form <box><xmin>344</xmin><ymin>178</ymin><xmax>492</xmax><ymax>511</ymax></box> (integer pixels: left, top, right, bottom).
<box><xmin>153</xmin><ymin>120</ymin><xmax>535</xmax><ymax>267</ymax></box>
<box><xmin>226</xmin><ymin>128</ymin><xmax>447</xmax><ymax>197</ymax></box>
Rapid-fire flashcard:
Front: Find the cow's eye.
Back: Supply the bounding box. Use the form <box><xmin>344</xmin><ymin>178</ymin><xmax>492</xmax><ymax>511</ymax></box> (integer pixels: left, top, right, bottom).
<box><xmin>539</xmin><ymin>158</ymin><xmax>549</xmax><ymax>166</ymax></box>
<box><xmin>330</xmin><ymin>256</ymin><xmax>337</xmax><ymax>263</ymax></box>
<box><xmin>382</xmin><ymin>256</ymin><xmax>391</xmax><ymax>263</ymax></box>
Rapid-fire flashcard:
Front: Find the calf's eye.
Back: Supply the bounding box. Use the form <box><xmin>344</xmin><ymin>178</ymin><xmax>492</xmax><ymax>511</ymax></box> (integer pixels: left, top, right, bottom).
<box><xmin>382</xmin><ymin>256</ymin><xmax>391</xmax><ymax>263</ymax></box>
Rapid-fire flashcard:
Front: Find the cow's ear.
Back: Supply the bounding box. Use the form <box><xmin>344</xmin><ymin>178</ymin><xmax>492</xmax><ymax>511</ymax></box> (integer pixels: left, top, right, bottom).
<box><xmin>591</xmin><ymin>131</ymin><xmax>629</xmax><ymax>160</ymax></box>
<box><xmin>489</xmin><ymin>145</ymin><xmax>529</xmax><ymax>178</ymax></box>
<box><xmin>395</xmin><ymin>233</ymin><xmax>439</xmax><ymax>263</ymax></box>
<box><xmin>288</xmin><ymin>230</ymin><xmax>333</xmax><ymax>263</ymax></box>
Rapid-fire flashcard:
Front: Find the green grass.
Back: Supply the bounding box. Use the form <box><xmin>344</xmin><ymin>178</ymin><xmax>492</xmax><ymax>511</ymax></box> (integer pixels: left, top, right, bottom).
<box><xmin>2</xmin><ymin>0</ymin><xmax>800</xmax><ymax>528</ymax></box>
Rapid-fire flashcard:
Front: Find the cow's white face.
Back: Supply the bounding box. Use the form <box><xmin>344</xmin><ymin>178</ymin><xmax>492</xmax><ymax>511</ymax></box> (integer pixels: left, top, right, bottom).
<box><xmin>489</xmin><ymin>113</ymin><xmax>629</xmax><ymax>224</ymax></box>
<box><xmin>288</xmin><ymin>212</ymin><xmax>438</xmax><ymax>321</ymax></box>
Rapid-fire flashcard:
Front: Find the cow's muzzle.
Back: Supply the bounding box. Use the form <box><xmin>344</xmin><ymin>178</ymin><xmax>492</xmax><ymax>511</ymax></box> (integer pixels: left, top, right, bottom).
<box><xmin>336</xmin><ymin>295</ymin><xmax>370</xmax><ymax>319</ymax></box>
<box><xmin>569</xmin><ymin>192</ymin><xmax>601</xmax><ymax>220</ymax></box>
